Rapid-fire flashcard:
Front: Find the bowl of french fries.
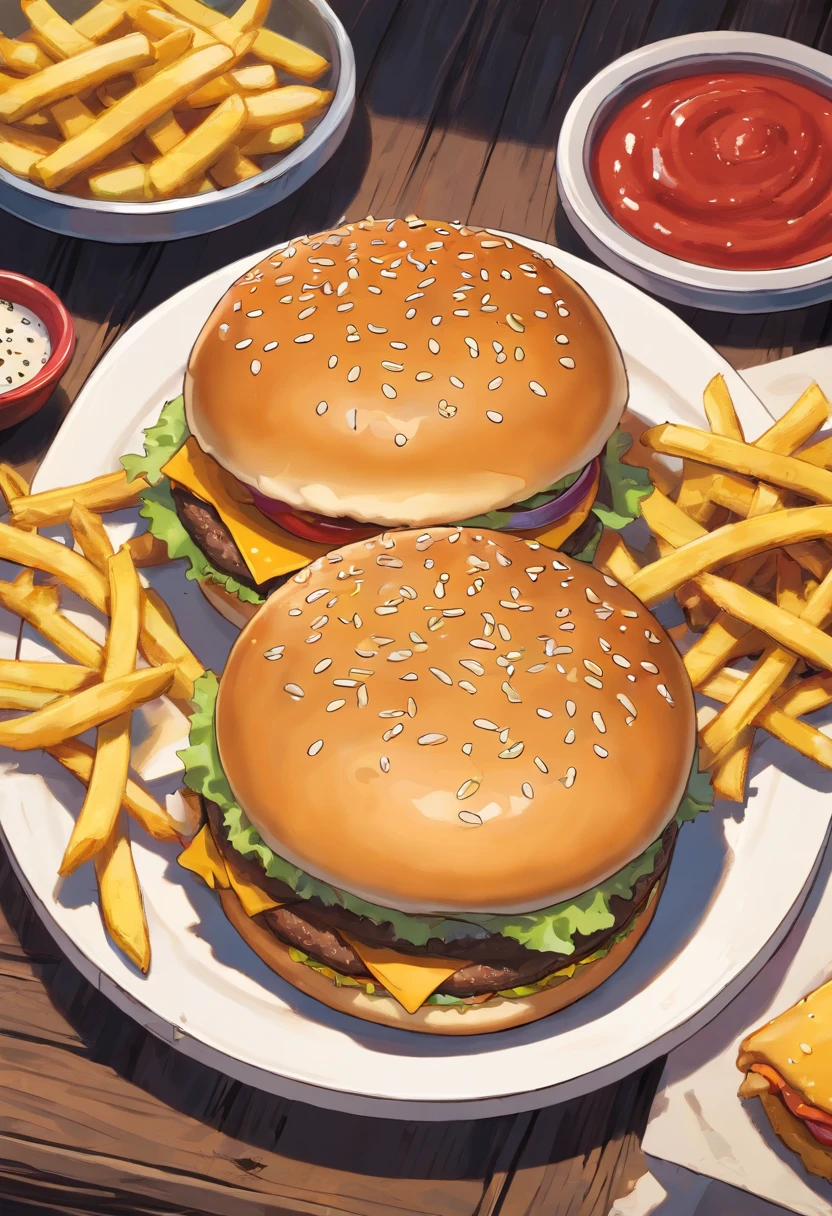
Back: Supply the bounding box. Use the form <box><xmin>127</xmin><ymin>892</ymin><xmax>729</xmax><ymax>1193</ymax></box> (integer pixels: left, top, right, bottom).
<box><xmin>0</xmin><ymin>0</ymin><xmax>354</xmax><ymax>241</ymax></box>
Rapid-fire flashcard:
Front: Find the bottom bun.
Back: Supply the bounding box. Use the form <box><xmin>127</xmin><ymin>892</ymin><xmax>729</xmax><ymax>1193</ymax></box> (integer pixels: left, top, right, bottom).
<box><xmin>199</xmin><ymin>578</ymin><xmax>261</xmax><ymax>628</ymax></box>
<box><xmin>760</xmin><ymin>1091</ymin><xmax>832</xmax><ymax>1183</ymax></box>
<box><xmin>219</xmin><ymin>875</ymin><xmax>666</xmax><ymax>1036</ymax></box>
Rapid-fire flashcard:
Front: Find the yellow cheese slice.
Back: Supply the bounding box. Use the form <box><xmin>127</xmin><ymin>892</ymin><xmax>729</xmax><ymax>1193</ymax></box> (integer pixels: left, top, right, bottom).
<box><xmin>178</xmin><ymin>823</ymin><xmax>283</xmax><ymax>918</ymax></box>
<box><xmin>162</xmin><ymin>438</ymin><xmax>328</xmax><ymax>585</ymax></box>
<box><xmin>344</xmin><ymin>935</ymin><xmax>472</xmax><ymax>1014</ymax></box>
<box><xmin>519</xmin><ymin>460</ymin><xmax>601</xmax><ymax>551</ymax></box>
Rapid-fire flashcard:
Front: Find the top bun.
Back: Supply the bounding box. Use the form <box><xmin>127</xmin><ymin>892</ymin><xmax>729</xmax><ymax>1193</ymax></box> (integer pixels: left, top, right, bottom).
<box><xmin>185</xmin><ymin>217</ymin><xmax>628</xmax><ymax>527</ymax></box>
<box><xmin>216</xmin><ymin>528</ymin><xmax>695</xmax><ymax>915</ymax></box>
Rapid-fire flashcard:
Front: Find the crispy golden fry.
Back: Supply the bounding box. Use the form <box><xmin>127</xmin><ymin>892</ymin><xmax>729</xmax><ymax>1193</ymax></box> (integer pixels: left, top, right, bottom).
<box><xmin>641</xmin><ymin>487</ymin><xmax>705</xmax><ymax>548</ymax></box>
<box><xmin>124</xmin><ymin>531</ymin><xmax>169</xmax><ymax>568</ymax></box>
<box><xmin>682</xmin><ymin>551</ymin><xmax>771</xmax><ymax>685</ymax></box>
<box><xmin>0</xmin><ymin>570</ymin><xmax>105</xmax><ymax>670</ymax></box>
<box><xmin>800</xmin><ymin>434</ymin><xmax>832</xmax><ymax>469</ymax></box>
<box><xmin>227</xmin><ymin>0</ymin><xmax>270</xmax><ymax>31</ymax></box>
<box><xmin>93</xmin><ymin>811</ymin><xmax>150</xmax><ymax>972</ymax></box>
<box><xmin>785</xmin><ymin>541</ymin><xmax>832</xmax><ymax>580</ymax></box>
<box><xmin>627</xmin><ymin>506</ymin><xmax>832</xmax><ymax>607</ymax></box>
<box><xmin>642</xmin><ymin>424</ymin><xmax>832</xmax><ymax>505</ymax></box>
<box><xmin>48</xmin><ymin>738</ymin><xmax>178</xmax><ymax>842</ymax></box>
<box><xmin>0</xmin><ymin>32</ymin><xmax>152</xmax><ymax>123</ymax></box>
<box><xmin>96</xmin><ymin>73</ymin><xmax>133</xmax><ymax>107</ymax></box>
<box><xmin>148</xmin><ymin>91</ymin><xmax>244</xmax><ymax>195</ymax></box>
<box><xmin>697</xmin><ymin>571</ymin><xmax>832</xmax><ymax>673</ymax></box>
<box><xmin>243</xmin><ymin>83</ymin><xmax>331</xmax><ymax>128</ymax></box>
<box><xmin>593</xmin><ymin>527</ymin><xmax>641</xmax><ymax>584</ymax></box>
<box><xmin>133</xmin><ymin>25</ymin><xmax>193</xmax><ymax>83</ymax></box>
<box><xmin>233</xmin><ymin>62</ymin><xmax>275</xmax><ymax>89</ymax></box>
<box><xmin>185</xmin><ymin>72</ymin><xmax>233</xmax><ymax>107</ymax></box>
<box><xmin>130</xmin><ymin>4</ymin><xmax>215</xmax><ymax>49</ymax></box>
<box><xmin>239</xmin><ymin>119</ymin><xmax>301</xmax><ymax>156</ymax></box>
<box><xmin>775</xmin><ymin>552</ymin><xmax>806</xmax><ymax>614</ymax></box>
<box><xmin>144</xmin><ymin>106</ymin><xmax>183</xmax><ymax>150</ymax></box>
<box><xmin>0</xmin><ymin>124</ymin><xmax>57</xmax><ymax>176</ymax></box>
<box><xmin>0</xmin><ymin>659</ymin><xmax>96</xmax><ymax>691</ymax></box>
<box><xmin>702</xmin><ymin>668</ymin><xmax>832</xmax><ymax>771</ymax></box>
<box><xmin>156</xmin><ymin>0</ymin><xmax>254</xmax><ymax>52</ymax></box>
<box><xmin>0</xmin><ymin>31</ymin><xmax>53</xmax><ymax>74</ymax></box>
<box><xmin>11</xmin><ymin>469</ymin><xmax>150</xmax><ymax>526</ymax></box>
<box><xmin>208</xmin><ymin>141</ymin><xmax>257</xmax><ymax>185</ymax></box>
<box><xmin>22</xmin><ymin>0</ymin><xmax>96</xmax><ymax>60</ymax></box>
<box><xmin>51</xmin><ymin>95</ymin><xmax>96</xmax><ymax>137</ymax></box>
<box><xmin>246</xmin><ymin>26</ymin><xmax>328</xmax><ymax>81</ymax></box>
<box><xmin>0</xmin><ymin>462</ymin><xmax>30</xmax><ymax>511</ymax></box>
<box><xmin>703</xmin><ymin>373</ymin><xmax>745</xmax><ymax>441</ymax></box>
<box><xmin>776</xmin><ymin>672</ymin><xmax>832</xmax><ymax>717</ymax></box>
<box><xmin>676</xmin><ymin>462</ymin><xmax>721</xmax><ymax>525</ymax></box>
<box><xmin>711</xmin><ymin>727</ymin><xmax>754</xmax><ymax>802</ymax></box>
<box><xmin>0</xmin><ymin>685</ymin><xmax>62</xmax><ymax>709</ymax></box>
<box><xmin>89</xmin><ymin>160</ymin><xmax>149</xmax><ymax>198</ymax></box>
<box><xmin>758</xmin><ymin>383</ymin><xmax>830</xmax><ymax>455</ymax></box>
<box><xmin>0</xmin><ymin>663</ymin><xmax>172</xmax><ymax>750</ymax></box>
<box><xmin>61</xmin><ymin>546</ymin><xmax>140</xmax><ymax>875</ymax></box>
<box><xmin>0</xmin><ymin>522</ymin><xmax>201</xmax><ymax>710</ymax></box>
<box><xmin>707</xmin><ymin>472</ymin><xmax>755</xmax><ymax>515</ymax></box>
<box><xmin>33</xmin><ymin>40</ymin><xmax>235</xmax><ymax>189</ymax></box>
<box><xmin>74</xmin><ymin>0</ymin><xmax>129</xmax><ymax>41</ymax></box>
<box><xmin>69</xmin><ymin>502</ymin><xmax>113</xmax><ymax>569</ymax></box>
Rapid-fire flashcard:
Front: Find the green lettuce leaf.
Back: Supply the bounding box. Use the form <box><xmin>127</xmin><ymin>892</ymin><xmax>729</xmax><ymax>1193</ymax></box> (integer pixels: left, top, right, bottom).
<box><xmin>180</xmin><ymin>674</ymin><xmax>713</xmax><ymax>956</ymax></box>
<box><xmin>592</xmin><ymin>429</ymin><xmax>654</xmax><ymax>531</ymax></box>
<box><xmin>121</xmin><ymin>396</ymin><xmax>266</xmax><ymax>606</ymax></box>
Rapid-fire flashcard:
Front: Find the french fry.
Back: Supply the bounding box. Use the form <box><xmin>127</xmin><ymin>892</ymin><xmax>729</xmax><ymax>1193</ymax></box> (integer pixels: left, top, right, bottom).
<box><xmin>155</xmin><ymin>0</ymin><xmax>254</xmax><ymax>52</ymax></box>
<box><xmin>74</xmin><ymin>0</ymin><xmax>129</xmax><ymax>41</ymax></box>
<box><xmin>702</xmin><ymin>668</ymin><xmax>832</xmax><ymax>771</ymax></box>
<box><xmin>184</xmin><ymin>72</ymin><xmax>233</xmax><ymax>107</ymax></box>
<box><xmin>243</xmin><ymin>84</ymin><xmax>331</xmax><ymax>128</ymax></box>
<box><xmin>642</xmin><ymin>425</ymin><xmax>832</xmax><ymax>505</ymax></box>
<box><xmin>51</xmin><ymin>95</ymin><xmax>96</xmax><ymax>138</ymax></box>
<box><xmin>48</xmin><ymin>738</ymin><xmax>178</xmax><ymax>841</ymax></box>
<box><xmin>93</xmin><ymin>811</ymin><xmax>150</xmax><ymax>971</ymax></box>
<box><xmin>0</xmin><ymin>570</ymin><xmax>105</xmax><ymax>670</ymax></box>
<box><xmin>0</xmin><ymin>659</ymin><xmax>97</xmax><ymax>691</ymax></box>
<box><xmin>800</xmin><ymin>434</ymin><xmax>832</xmax><ymax>469</ymax></box>
<box><xmin>33</xmin><ymin>40</ymin><xmax>237</xmax><ymax>189</ymax></box>
<box><xmin>776</xmin><ymin>672</ymin><xmax>832</xmax><ymax>717</ymax></box>
<box><xmin>0</xmin><ymin>124</ymin><xmax>58</xmax><ymax>177</ymax></box>
<box><xmin>0</xmin><ymin>522</ymin><xmax>201</xmax><ymax>710</ymax></box>
<box><xmin>69</xmin><ymin>502</ymin><xmax>113</xmax><ymax>569</ymax></box>
<box><xmin>245</xmin><ymin>27</ymin><xmax>328</xmax><ymax>82</ymax></box>
<box><xmin>0</xmin><ymin>31</ymin><xmax>53</xmax><ymax>74</ymax></box>
<box><xmin>682</xmin><ymin>551</ymin><xmax>776</xmax><ymax>686</ymax></box>
<box><xmin>0</xmin><ymin>32</ymin><xmax>153</xmax><ymax>123</ymax></box>
<box><xmin>0</xmin><ymin>662</ymin><xmax>173</xmax><ymax>750</ymax></box>
<box><xmin>126</xmin><ymin>530</ymin><xmax>170</xmax><ymax>567</ymax></box>
<box><xmin>208</xmin><ymin>141</ymin><xmax>257</xmax><ymax>185</ymax></box>
<box><xmin>593</xmin><ymin>527</ymin><xmax>641</xmax><ymax>584</ymax></box>
<box><xmin>239</xmin><ymin>119</ymin><xmax>302</xmax><ymax>156</ymax></box>
<box><xmin>144</xmin><ymin>106</ymin><xmax>184</xmax><ymax>151</ymax></box>
<box><xmin>11</xmin><ymin>469</ymin><xmax>150</xmax><ymax>526</ymax></box>
<box><xmin>0</xmin><ymin>685</ymin><xmax>61</xmax><ymax>709</ymax></box>
<box><xmin>641</xmin><ymin>487</ymin><xmax>706</xmax><ymax>548</ymax></box>
<box><xmin>711</xmin><ymin>726</ymin><xmax>754</xmax><ymax>802</ymax></box>
<box><xmin>226</xmin><ymin>0</ymin><xmax>270</xmax><ymax>32</ymax></box>
<box><xmin>61</xmin><ymin>545</ymin><xmax>140</xmax><ymax>874</ymax></box>
<box><xmin>707</xmin><ymin>471</ymin><xmax>755</xmax><ymax>515</ymax></box>
<box><xmin>22</xmin><ymin>0</ymin><xmax>96</xmax><ymax>60</ymax></box>
<box><xmin>676</xmin><ymin>462</ymin><xmax>721</xmax><ymax>525</ymax></box>
<box><xmin>0</xmin><ymin>463</ymin><xmax>31</xmax><ymax>524</ymax></box>
<box><xmin>129</xmin><ymin>5</ymin><xmax>215</xmax><ymax>50</ymax></box>
<box><xmin>89</xmin><ymin>160</ymin><xmax>149</xmax><ymax>198</ymax></box>
<box><xmin>232</xmin><ymin>63</ymin><xmax>275</xmax><ymax>90</ymax></box>
<box><xmin>703</xmin><ymin>373</ymin><xmax>745</xmax><ymax>441</ymax></box>
<box><xmin>133</xmin><ymin>25</ymin><xmax>193</xmax><ymax>83</ymax></box>
<box><xmin>148</xmin><ymin>91</ymin><xmax>244</xmax><ymax>195</ymax></box>
<box><xmin>627</xmin><ymin>506</ymin><xmax>832</xmax><ymax>607</ymax></box>
<box><xmin>757</xmin><ymin>383</ymin><xmax>830</xmax><ymax>456</ymax></box>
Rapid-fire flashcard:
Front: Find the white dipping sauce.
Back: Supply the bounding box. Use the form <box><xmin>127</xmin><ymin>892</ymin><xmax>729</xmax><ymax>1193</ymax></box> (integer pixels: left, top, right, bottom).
<box><xmin>0</xmin><ymin>300</ymin><xmax>51</xmax><ymax>394</ymax></box>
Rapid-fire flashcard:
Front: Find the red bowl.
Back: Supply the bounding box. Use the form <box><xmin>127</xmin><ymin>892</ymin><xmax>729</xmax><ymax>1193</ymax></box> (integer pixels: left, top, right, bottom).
<box><xmin>0</xmin><ymin>271</ymin><xmax>75</xmax><ymax>430</ymax></box>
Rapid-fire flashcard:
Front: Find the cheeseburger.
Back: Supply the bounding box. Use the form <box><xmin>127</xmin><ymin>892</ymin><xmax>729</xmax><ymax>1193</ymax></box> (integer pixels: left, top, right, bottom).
<box><xmin>123</xmin><ymin>216</ymin><xmax>650</xmax><ymax>627</ymax></box>
<box><xmin>178</xmin><ymin>527</ymin><xmax>711</xmax><ymax>1034</ymax></box>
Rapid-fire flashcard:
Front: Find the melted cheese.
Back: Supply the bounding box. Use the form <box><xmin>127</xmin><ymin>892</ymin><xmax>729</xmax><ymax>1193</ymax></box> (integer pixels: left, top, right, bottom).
<box><xmin>524</xmin><ymin>460</ymin><xmax>601</xmax><ymax>551</ymax></box>
<box><xmin>178</xmin><ymin>824</ymin><xmax>282</xmax><ymax>918</ymax></box>
<box><xmin>162</xmin><ymin>439</ymin><xmax>327</xmax><ymax>585</ymax></box>
<box><xmin>344</xmin><ymin>935</ymin><xmax>471</xmax><ymax>1014</ymax></box>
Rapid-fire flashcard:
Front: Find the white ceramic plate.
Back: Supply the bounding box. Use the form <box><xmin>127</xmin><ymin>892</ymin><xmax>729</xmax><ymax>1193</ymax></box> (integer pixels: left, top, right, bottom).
<box><xmin>0</xmin><ymin>234</ymin><xmax>826</xmax><ymax>1120</ymax></box>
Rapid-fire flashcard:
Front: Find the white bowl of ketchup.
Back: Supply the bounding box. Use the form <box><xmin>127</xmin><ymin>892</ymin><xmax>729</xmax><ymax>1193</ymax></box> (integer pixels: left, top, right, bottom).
<box><xmin>556</xmin><ymin>32</ymin><xmax>832</xmax><ymax>312</ymax></box>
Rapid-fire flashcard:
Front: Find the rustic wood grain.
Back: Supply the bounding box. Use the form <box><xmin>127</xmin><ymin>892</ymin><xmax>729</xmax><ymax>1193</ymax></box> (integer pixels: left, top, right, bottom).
<box><xmin>0</xmin><ymin>0</ymin><xmax>826</xmax><ymax>1211</ymax></box>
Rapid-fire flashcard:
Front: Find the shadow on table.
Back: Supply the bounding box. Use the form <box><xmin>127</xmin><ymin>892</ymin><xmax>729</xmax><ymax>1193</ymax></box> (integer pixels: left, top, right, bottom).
<box><xmin>0</xmin><ymin>841</ymin><xmax>663</xmax><ymax>1182</ymax></box>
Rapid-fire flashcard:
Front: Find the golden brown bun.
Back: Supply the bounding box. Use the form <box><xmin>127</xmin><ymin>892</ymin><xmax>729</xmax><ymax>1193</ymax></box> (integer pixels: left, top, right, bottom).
<box><xmin>217</xmin><ymin>528</ymin><xmax>695</xmax><ymax>914</ymax></box>
<box><xmin>219</xmin><ymin>872</ymin><xmax>664</xmax><ymax>1035</ymax></box>
<box><xmin>198</xmin><ymin>578</ymin><xmax>260</xmax><ymax>628</ymax></box>
<box><xmin>758</xmin><ymin>1092</ymin><xmax>832</xmax><ymax>1183</ymax></box>
<box><xmin>185</xmin><ymin>217</ymin><xmax>628</xmax><ymax>526</ymax></box>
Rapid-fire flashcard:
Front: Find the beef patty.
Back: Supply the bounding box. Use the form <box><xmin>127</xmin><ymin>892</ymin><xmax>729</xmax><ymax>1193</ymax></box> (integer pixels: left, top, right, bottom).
<box><xmin>204</xmin><ymin>798</ymin><xmax>678</xmax><ymax>998</ymax></box>
<box><xmin>171</xmin><ymin>485</ymin><xmax>287</xmax><ymax>597</ymax></box>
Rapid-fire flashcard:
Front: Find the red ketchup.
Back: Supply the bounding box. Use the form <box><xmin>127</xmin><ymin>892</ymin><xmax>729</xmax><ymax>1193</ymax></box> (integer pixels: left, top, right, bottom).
<box><xmin>591</xmin><ymin>71</ymin><xmax>832</xmax><ymax>270</ymax></box>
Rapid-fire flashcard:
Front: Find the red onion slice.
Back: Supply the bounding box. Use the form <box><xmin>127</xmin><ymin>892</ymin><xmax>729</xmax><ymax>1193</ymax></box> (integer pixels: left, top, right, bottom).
<box><xmin>805</xmin><ymin>1117</ymin><xmax>832</xmax><ymax>1145</ymax></box>
<box><xmin>496</xmin><ymin>458</ymin><xmax>600</xmax><ymax>532</ymax></box>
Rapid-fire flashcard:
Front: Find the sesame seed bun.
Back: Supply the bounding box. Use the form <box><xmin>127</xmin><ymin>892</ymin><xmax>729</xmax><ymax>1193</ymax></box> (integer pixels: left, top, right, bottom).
<box><xmin>218</xmin><ymin>871</ymin><xmax>665</xmax><ymax>1035</ymax></box>
<box><xmin>185</xmin><ymin>217</ymin><xmax>628</xmax><ymax>527</ymax></box>
<box><xmin>216</xmin><ymin>528</ymin><xmax>695</xmax><ymax>915</ymax></box>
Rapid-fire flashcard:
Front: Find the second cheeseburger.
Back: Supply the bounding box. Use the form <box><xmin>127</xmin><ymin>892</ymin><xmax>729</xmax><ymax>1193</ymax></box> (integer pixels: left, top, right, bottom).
<box><xmin>123</xmin><ymin>217</ymin><xmax>650</xmax><ymax>626</ymax></box>
<box><xmin>178</xmin><ymin>527</ymin><xmax>711</xmax><ymax>1033</ymax></box>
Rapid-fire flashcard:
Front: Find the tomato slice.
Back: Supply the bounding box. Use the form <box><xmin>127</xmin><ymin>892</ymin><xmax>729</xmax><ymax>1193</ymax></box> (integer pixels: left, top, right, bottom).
<box><xmin>247</xmin><ymin>487</ymin><xmax>382</xmax><ymax>543</ymax></box>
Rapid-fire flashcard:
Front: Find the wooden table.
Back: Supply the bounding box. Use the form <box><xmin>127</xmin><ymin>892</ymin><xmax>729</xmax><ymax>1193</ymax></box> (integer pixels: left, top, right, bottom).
<box><xmin>0</xmin><ymin>0</ymin><xmax>826</xmax><ymax>1212</ymax></box>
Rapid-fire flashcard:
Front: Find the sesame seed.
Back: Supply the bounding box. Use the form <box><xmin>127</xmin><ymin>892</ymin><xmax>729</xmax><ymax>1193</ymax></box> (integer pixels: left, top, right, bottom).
<box><xmin>564</xmin><ymin>730</ymin><xmax>575</xmax><ymax>744</ymax></box>
<box><xmin>394</xmin><ymin>433</ymin><xmax>407</xmax><ymax>446</ymax></box>
<box><xmin>507</xmin><ymin>313</ymin><xmax>525</xmax><ymax>332</ymax></box>
<box><xmin>537</xmin><ymin>708</ymin><xmax>553</xmax><ymax>718</ymax></box>
<box><xmin>382</xmin><ymin>360</ymin><xmax>403</xmax><ymax>372</ymax></box>
<box><xmin>499</xmin><ymin>741</ymin><xmax>524</xmax><ymax>759</ymax></box>
<box><xmin>326</xmin><ymin>699</ymin><xmax>346</xmax><ymax>712</ymax></box>
<box><xmin>407</xmin><ymin>697</ymin><xmax>417</xmax><ymax>717</ymax></box>
<box><xmin>450</xmin><ymin>375</ymin><xmax>464</xmax><ymax>389</ymax></box>
<box><xmin>307</xmin><ymin>739</ymin><xmax>324</xmax><ymax>756</ymax></box>
<box><xmin>382</xmin><ymin>384</ymin><xmax>398</xmax><ymax>400</ymax></box>
<box><xmin>566</xmin><ymin>700</ymin><xmax>576</xmax><ymax>716</ymax></box>
<box><xmin>368</xmin><ymin>324</ymin><xmax>388</xmax><ymax>334</ymax></box>
<box><xmin>380</xmin><ymin>756</ymin><xmax>390</xmax><ymax>773</ymax></box>
<box><xmin>641</xmin><ymin>661</ymin><xmax>659</xmax><ymax>674</ymax></box>
<box><xmin>429</xmin><ymin>338</ymin><xmax>440</xmax><ymax>354</ymax></box>
<box><xmin>333</xmin><ymin>679</ymin><xmax>358</xmax><ymax>688</ymax></box>
<box><xmin>328</xmin><ymin>355</ymin><xmax>338</xmax><ymax>369</ymax></box>
<box><xmin>458</xmin><ymin>806</ymin><xmax>482</xmax><ymax>822</ymax></box>
<box><xmin>488</xmin><ymin>377</ymin><xmax>503</xmax><ymax>390</ymax></box>
<box><xmin>429</xmin><ymin>667</ymin><xmax>453</xmax><ymax>685</ymax></box>
<box><xmin>347</xmin><ymin>366</ymin><xmax>360</xmax><ymax>382</ymax></box>
<box><xmin>431</xmin><ymin>316</ymin><xmax>442</xmax><ymax>326</ymax></box>
<box><xmin>390</xmin><ymin>341</ymin><xmax>407</xmax><ymax>350</ymax></box>
<box><xmin>556</xmin><ymin>334</ymin><xmax>569</xmax><ymax>345</ymax></box>
<box><xmin>559</xmin><ymin>357</ymin><xmax>576</xmax><ymax>370</ymax></box>
<box><xmin>369</xmin><ymin>286</ymin><xmax>382</xmax><ymax>295</ymax></box>
<box><xmin>529</xmin><ymin>380</ymin><xmax>546</xmax><ymax>396</ymax></box>
<box><xmin>263</xmin><ymin>341</ymin><xmax>278</xmax><ymax>352</ymax></box>
<box><xmin>464</xmin><ymin>337</ymin><xmax>479</xmax><ymax>358</ymax></box>
<box><xmin>534</xmin><ymin>310</ymin><xmax>547</xmax><ymax>319</ymax></box>
<box><xmin>534</xmin><ymin>756</ymin><xmax>548</xmax><ymax>773</ymax></box>
<box><xmin>263</xmin><ymin>646</ymin><xmax>284</xmax><ymax>660</ymax></box>
<box><xmin>486</xmin><ymin>410</ymin><xmax>503</xmax><ymax>423</ymax></box>
<box><xmin>592</xmin><ymin>712</ymin><xmax>607</xmax><ymax>734</ymax></box>
<box><xmin>298</xmin><ymin>306</ymin><xmax>316</xmax><ymax>320</ymax></box>
<box><xmin>594</xmin><ymin>745</ymin><xmax>609</xmax><ymax>758</ymax></box>
<box><xmin>560</xmin><ymin>767</ymin><xmax>576</xmax><ymax>788</ymax></box>
<box><xmin>235</xmin><ymin>338</ymin><xmax>252</xmax><ymax>350</ymax></box>
<box><xmin>558</xmin><ymin>306</ymin><xmax>570</xmax><ymax>317</ymax></box>
<box><xmin>584</xmin><ymin>660</ymin><xmax>603</xmax><ymax>676</ymax></box>
<box><xmin>275</xmin><ymin>275</ymin><xmax>293</xmax><ymax>285</ymax></box>
<box><xmin>470</xmin><ymin>638</ymin><xmax>496</xmax><ymax>650</ymax></box>
<box><xmin>316</xmin><ymin>401</ymin><xmax>328</xmax><ymax>416</ymax></box>
<box><xmin>382</xmin><ymin>723</ymin><xmax>404</xmax><ymax>741</ymax></box>
<box><xmin>418</xmin><ymin>732</ymin><xmax>447</xmax><ymax>745</ymax></box>
<box><xmin>357</xmin><ymin>684</ymin><xmax>369</xmax><ymax>707</ymax></box>
<box><xmin>585</xmin><ymin>676</ymin><xmax>603</xmax><ymax>689</ymax></box>
<box><xmin>249</xmin><ymin>360</ymin><xmax>261</xmax><ymax>375</ymax></box>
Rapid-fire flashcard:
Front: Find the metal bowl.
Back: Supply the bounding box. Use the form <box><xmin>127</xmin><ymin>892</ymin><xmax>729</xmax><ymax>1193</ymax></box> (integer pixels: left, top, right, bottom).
<box><xmin>556</xmin><ymin>32</ymin><xmax>832</xmax><ymax>313</ymax></box>
<box><xmin>0</xmin><ymin>0</ymin><xmax>355</xmax><ymax>243</ymax></box>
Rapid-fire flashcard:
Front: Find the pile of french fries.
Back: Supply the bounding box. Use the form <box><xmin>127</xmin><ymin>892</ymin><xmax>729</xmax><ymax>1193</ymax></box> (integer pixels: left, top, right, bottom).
<box><xmin>595</xmin><ymin>373</ymin><xmax>832</xmax><ymax>802</ymax></box>
<box><xmin>0</xmin><ymin>463</ymin><xmax>202</xmax><ymax>972</ymax></box>
<box><xmin>0</xmin><ymin>0</ymin><xmax>332</xmax><ymax>200</ymax></box>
